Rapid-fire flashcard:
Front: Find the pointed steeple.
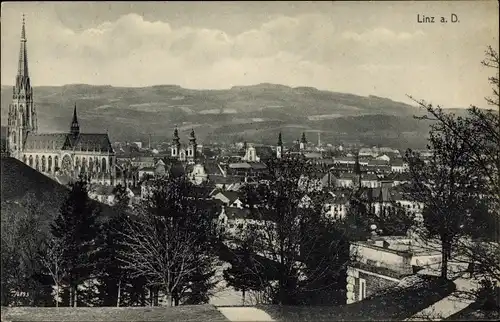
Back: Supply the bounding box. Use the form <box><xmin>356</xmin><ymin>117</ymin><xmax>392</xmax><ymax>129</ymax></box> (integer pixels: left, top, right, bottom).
<box><xmin>172</xmin><ymin>126</ymin><xmax>180</xmax><ymax>147</ymax></box>
<box><xmin>276</xmin><ymin>132</ymin><xmax>283</xmax><ymax>159</ymax></box>
<box><xmin>300</xmin><ymin>132</ymin><xmax>307</xmax><ymax>144</ymax></box>
<box><xmin>354</xmin><ymin>151</ymin><xmax>361</xmax><ymax>175</ymax></box>
<box><xmin>70</xmin><ymin>103</ymin><xmax>80</xmax><ymax>137</ymax></box>
<box><xmin>189</xmin><ymin>128</ymin><xmax>196</xmax><ymax>142</ymax></box>
<box><xmin>16</xmin><ymin>14</ymin><xmax>30</xmax><ymax>90</ymax></box>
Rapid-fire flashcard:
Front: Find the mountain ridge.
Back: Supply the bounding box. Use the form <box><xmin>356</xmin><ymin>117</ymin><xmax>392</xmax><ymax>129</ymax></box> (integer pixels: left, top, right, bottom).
<box><xmin>1</xmin><ymin>83</ymin><xmax>438</xmax><ymax>148</ymax></box>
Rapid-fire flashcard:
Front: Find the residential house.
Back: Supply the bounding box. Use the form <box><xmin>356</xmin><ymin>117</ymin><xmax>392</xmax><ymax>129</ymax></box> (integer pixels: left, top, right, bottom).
<box><xmin>368</xmin><ymin>159</ymin><xmax>390</xmax><ymax>167</ymax></box>
<box><xmin>324</xmin><ymin>192</ymin><xmax>350</xmax><ymax>220</ymax></box>
<box><xmin>359</xmin><ymin>148</ymin><xmax>377</xmax><ymax>158</ymax></box>
<box><xmin>88</xmin><ymin>183</ymin><xmax>134</xmax><ymax>206</ymax></box>
<box><xmin>334</xmin><ymin>156</ymin><xmax>356</xmax><ymax>165</ymax></box>
<box><xmin>212</xmin><ymin>191</ymin><xmax>245</xmax><ymax>209</ymax></box>
<box><xmin>130</xmin><ymin>156</ymin><xmax>156</xmax><ymax>168</ymax></box>
<box><xmin>347</xmin><ymin>235</ymin><xmax>441</xmax><ymax>304</ymax></box>
<box><xmin>361</xmin><ymin>173</ymin><xmax>380</xmax><ymax>188</ymax></box>
<box><xmin>303</xmin><ymin>152</ymin><xmax>323</xmax><ymax>160</ymax></box>
<box><xmin>189</xmin><ymin>163</ymin><xmax>209</xmax><ymax>185</ymax></box>
<box><xmin>335</xmin><ymin>173</ymin><xmax>359</xmax><ymax>188</ymax></box>
<box><xmin>137</xmin><ymin>159</ymin><xmax>167</xmax><ymax>180</ymax></box>
<box><xmin>391</xmin><ymin>159</ymin><xmax>409</xmax><ymax>173</ymax></box>
<box><xmin>242</xmin><ymin>145</ymin><xmax>274</xmax><ymax>163</ymax></box>
<box><xmin>208</xmin><ymin>175</ymin><xmax>243</xmax><ymax>190</ymax></box>
<box><xmin>376</xmin><ymin>154</ymin><xmax>391</xmax><ymax>162</ymax></box>
<box><xmin>216</xmin><ymin>206</ymin><xmax>269</xmax><ymax>241</ymax></box>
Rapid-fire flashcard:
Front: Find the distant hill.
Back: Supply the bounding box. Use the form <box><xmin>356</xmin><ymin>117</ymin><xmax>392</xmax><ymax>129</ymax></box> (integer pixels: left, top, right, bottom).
<box><xmin>1</xmin><ymin>83</ymin><xmax>433</xmax><ymax>148</ymax></box>
<box><xmin>1</xmin><ymin>157</ymin><xmax>116</xmax><ymax>228</ymax></box>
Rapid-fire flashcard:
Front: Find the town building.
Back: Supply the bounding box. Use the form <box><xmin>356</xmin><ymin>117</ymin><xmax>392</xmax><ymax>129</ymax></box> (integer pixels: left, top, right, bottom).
<box><xmin>347</xmin><ymin>235</ymin><xmax>441</xmax><ymax>304</ymax></box>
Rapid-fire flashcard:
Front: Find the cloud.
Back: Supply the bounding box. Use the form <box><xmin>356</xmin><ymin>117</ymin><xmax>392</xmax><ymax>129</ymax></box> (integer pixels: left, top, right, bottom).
<box><xmin>1</xmin><ymin>8</ymin><xmax>497</xmax><ymax>108</ymax></box>
<box><xmin>342</xmin><ymin>28</ymin><xmax>425</xmax><ymax>45</ymax></box>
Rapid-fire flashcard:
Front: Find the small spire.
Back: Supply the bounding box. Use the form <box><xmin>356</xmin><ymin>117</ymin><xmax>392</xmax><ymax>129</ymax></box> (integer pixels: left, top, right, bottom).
<box><xmin>277</xmin><ymin>132</ymin><xmax>283</xmax><ymax>146</ymax></box>
<box><xmin>17</xmin><ymin>14</ymin><xmax>29</xmax><ymax>81</ymax></box>
<box><xmin>70</xmin><ymin>103</ymin><xmax>80</xmax><ymax>137</ymax></box>
<box><xmin>190</xmin><ymin>128</ymin><xmax>196</xmax><ymax>140</ymax></box>
<box><xmin>21</xmin><ymin>14</ymin><xmax>26</xmax><ymax>39</ymax></box>
<box><xmin>300</xmin><ymin>132</ymin><xmax>307</xmax><ymax>144</ymax></box>
<box><xmin>72</xmin><ymin>103</ymin><xmax>78</xmax><ymax>122</ymax></box>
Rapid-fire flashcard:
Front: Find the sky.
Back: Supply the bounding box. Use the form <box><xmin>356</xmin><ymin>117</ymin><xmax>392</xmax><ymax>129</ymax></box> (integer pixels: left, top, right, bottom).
<box><xmin>1</xmin><ymin>1</ymin><xmax>498</xmax><ymax>108</ymax></box>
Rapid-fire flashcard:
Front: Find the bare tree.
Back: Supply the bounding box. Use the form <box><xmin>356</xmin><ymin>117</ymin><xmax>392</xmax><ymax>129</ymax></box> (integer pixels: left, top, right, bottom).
<box><xmin>119</xmin><ymin>177</ymin><xmax>219</xmax><ymax>306</ymax></box>
<box><xmin>228</xmin><ymin>157</ymin><xmax>352</xmax><ymax>305</ymax></box>
<box><xmin>1</xmin><ymin>192</ymin><xmax>51</xmax><ymax>306</ymax></box>
<box><xmin>405</xmin><ymin>46</ymin><xmax>499</xmax><ymax>299</ymax></box>
<box><xmin>37</xmin><ymin>238</ymin><xmax>65</xmax><ymax>307</ymax></box>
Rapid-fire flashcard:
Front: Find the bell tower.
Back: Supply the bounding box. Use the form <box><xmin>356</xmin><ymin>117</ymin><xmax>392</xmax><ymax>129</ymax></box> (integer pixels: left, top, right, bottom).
<box><xmin>299</xmin><ymin>132</ymin><xmax>307</xmax><ymax>151</ymax></box>
<box><xmin>276</xmin><ymin>132</ymin><xmax>283</xmax><ymax>159</ymax></box>
<box><xmin>7</xmin><ymin>15</ymin><xmax>37</xmax><ymax>158</ymax></box>
<box><xmin>187</xmin><ymin>129</ymin><xmax>197</xmax><ymax>161</ymax></box>
<box><xmin>171</xmin><ymin>127</ymin><xmax>181</xmax><ymax>158</ymax></box>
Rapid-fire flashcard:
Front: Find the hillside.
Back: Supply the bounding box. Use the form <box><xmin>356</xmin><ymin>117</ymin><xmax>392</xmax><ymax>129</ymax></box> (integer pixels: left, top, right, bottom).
<box><xmin>1</xmin><ymin>157</ymin><xmax>116</xmax><ymax>226</ymax></box>
<box><xmin>1</xmin><ymin>83</ymin><xmax>432</xmax><ymax>149</ymax></box>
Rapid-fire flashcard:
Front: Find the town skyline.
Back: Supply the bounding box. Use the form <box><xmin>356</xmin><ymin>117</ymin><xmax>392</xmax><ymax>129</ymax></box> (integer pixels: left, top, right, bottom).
<box><xmin>1</xmin><ymin>1</ymin><xmax>499</xmax><ymax>108</ymax></box>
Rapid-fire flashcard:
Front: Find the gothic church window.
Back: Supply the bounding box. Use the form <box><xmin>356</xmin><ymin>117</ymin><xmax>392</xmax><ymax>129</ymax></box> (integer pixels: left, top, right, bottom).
<box><xmin>54</xmin><ymin>156</ymin><xmax>59</xmax><ymax>170</ymax></box>
<box><xmin>35</xmin><ymin>155</ymin><xmax>40</xmax><ymax>171</ymax></box>
<box><xmin>29</xmin><ymin>155</ymin><xmax>33</xmax><ymax>167</ymax></box>
<box><xmin>23</xmin><ymin>155</ymin><xmax>27</xmax><ymax>164</ymax></box>
<box><xmin>102</xmin><ymin>158</ymin><xmax>107</xmax><ymax>173</ymax></box>
<box><xmin>61</xmin><ymin>155</ymin><xmax>72</xmax><ymax>174</ymax></box>
<box><xmin>48</xmin><ymin>156</ymin><xmax>52</xmax><ymax>172</ymax></box>
<box><xmin>82</xmin><ymin>157</ymin><xmax>87</xmax><ymax>173</ymax></box>
<box><xmin>41</xmin><ymin>155</ymin><xmax>46</xmax><ymax>172</ymax></box>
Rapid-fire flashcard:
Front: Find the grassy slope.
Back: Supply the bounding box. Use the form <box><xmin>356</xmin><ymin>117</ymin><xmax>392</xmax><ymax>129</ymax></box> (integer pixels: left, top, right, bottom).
<box><xmin>0</xmin><ymin>305</ymin><xmax>229</xmax><ymax>322</ymax></box>
<box><xmin>1</xmin><ymin>157</ymin><xmax>116</xmax><ymax>228</ymax></box>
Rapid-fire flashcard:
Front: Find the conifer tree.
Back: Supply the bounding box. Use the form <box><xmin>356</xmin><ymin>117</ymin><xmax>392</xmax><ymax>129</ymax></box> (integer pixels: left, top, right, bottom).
<box><xmin>50</xmin><ymin>176</ymin><xmax>101</xmax><ymax>306</ymax></box>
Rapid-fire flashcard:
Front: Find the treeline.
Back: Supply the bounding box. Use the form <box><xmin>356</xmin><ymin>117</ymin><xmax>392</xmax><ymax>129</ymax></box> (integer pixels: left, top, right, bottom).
<box><xmin>1</xmin><ymin>157</ymin><xmax>370</xmax><ymax>307</ymax></box>
<box><xmin>1</xmin><ymin>176</ymin><xmax>221</xmax><ymax>307</ymax></box>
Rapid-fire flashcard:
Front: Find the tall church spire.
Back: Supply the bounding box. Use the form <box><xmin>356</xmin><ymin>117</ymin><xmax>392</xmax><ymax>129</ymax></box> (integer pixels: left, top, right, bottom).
<box><xmin>17</xmin><ymin>14</ymin><xmax>30</xmax><ymax>89</ymax></box>
<box><xmin>70</xmin><ymin>104</ymin><xmax>80</xmax><ymax>137</ymax></box>
<box><xmin>8</xmin><ymin>14</ymin><xmax>36</xmax><ymax>158</ymax></box>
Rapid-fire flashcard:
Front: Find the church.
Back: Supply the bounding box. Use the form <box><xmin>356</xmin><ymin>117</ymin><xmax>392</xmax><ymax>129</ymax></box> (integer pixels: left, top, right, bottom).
<box><xmin>170</xmin><ymin>127</ymin><xmax>199</xmax><ymax>164</ymax></box>
<box><xmin>6</xmin><ymin>17</ymin><xmax>116</xmax><ymax>185</ymax></box>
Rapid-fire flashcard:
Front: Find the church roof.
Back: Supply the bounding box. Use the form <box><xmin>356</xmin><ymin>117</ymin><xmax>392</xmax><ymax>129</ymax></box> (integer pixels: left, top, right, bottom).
<box><xmin>24</xmin><ymin>133</ymin><xmax>68</xmax><ymax>150</ymax></box>
<box><xmin>69</xmin><ymin>133</ymin><xmax>113</xmax><ymax>153</ymax></box>
<box><xmin>24</xmin><ymin>132</ymin><xmax>113</xmax><ymax>153</ymax></box>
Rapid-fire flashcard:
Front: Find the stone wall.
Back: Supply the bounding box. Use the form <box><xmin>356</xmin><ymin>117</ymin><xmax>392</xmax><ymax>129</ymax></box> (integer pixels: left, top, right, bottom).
<box><xmin>346</xmin><ymin>267</ymin><xmax>399</xmax><ymax>304</ymax></box>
